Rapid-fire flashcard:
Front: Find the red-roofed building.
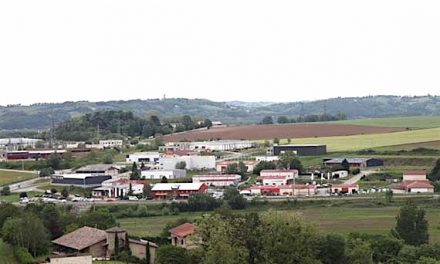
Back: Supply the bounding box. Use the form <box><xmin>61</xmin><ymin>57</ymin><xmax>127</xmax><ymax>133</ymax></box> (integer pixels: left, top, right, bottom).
<box><xmin>330</xmin><ymin>184</ymin><xmax>359</xmax><ymax>194</ymax></box>
<box><xmin>170</xmin><ymin>223</ymin><xmax>197</xmax><ymax>249</ymax></box>
<box><xmin>403</xmin><ymin>170</ymin><xmax>428</xmax><ymax>181</ymax></box>
<box><xmin>248</xmin><ymin>185</ymin><xmax>281</xmax><ymax>196</ymax></box>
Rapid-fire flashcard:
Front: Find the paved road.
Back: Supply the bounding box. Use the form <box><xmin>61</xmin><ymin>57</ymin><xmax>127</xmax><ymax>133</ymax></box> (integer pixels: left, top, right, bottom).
<box><xmin>9</xmin><ymin>177</ymin><xmax>48</xmax><ymax>192</ymax></box>
<box><xmin>344</xmin><ymin>170</ymin><xmax>376</xmax><ymax>185</ymax></box>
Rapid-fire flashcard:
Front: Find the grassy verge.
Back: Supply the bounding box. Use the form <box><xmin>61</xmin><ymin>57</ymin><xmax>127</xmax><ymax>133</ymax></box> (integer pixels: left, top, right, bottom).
<box><xmin>0</xmin><ymin>170</ymin><xmax>37</xmax><ymax>187</ymax></box>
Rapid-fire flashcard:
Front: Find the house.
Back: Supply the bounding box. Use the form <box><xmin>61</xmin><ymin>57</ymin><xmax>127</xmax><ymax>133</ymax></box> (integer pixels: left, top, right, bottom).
<box><xmin>92</xmin><ymin>178</ymin><xmax>146</xmax><ymax>198</ymax></box>
<box><xmin>141</xmin><ymin>169</ymin><xmax>187</xmax><ymax>180</ymax></box>
<box><xmin>99</xmin><ymin>140</ymin><xmax>123</xmax><ymax>149</ymax></box>
<box><xmin>170</xmin><ymin>223</ymin><xmax>197</xmax><ymax>249</ymax></box>
<box><xmin>75</xmin><ymin>164</ymin><xmax>120</xmax><ymax>177</ymax></box>
<box><xmin>192</xmin><ymin>174</ymin><xmax>242</xmax><ymax>187</ymax></box>
<box><xmin>126</xmin><ymin>152</ymin><xmax>160</xmax><ymax>164</ymax></box>
<box><xmin>52</xmin><ymin>226</ymin><xmax>157</xmax><ymax>263</ymax></box>
<box><xmin>279</xmin><ymin>184</ymin><xmax>317</xmax><ymax>196</ymax></box>
<box><xmin>323</xmin><ymin>158</ymin><xmax>384</xmax><ymax>168</ymax></box>
<box><xmin>330</xmin><ymin>184</ymin><xmax>359</xmax><ymax>194</ymax></box>
<box><xmin>403</xmin><ymin>170</ymin><xmax>428</xmax><ymax>181</ymax></box>
<box><xmin>248</xmin><ymin>185</ymin><xmax>280</xmax><ymax>196</ymax></box>
<box><xmin>258</xmin><ymin>170</ymin><xmax>298</xmax><ymax>186</ymax></box>
<box><xmin>158</xmin><ymin>156</ymin><xmax>216</xmax><ymax>170</ymax></box>
<box><xmin>391</xmin><ymin>170</ymin><xmax>434</xmax><ymax>193</ymax></box>
<box><xmin>151</xmin><ymin>183</ymin><xmax>208</xmax><ymax>199</ymax></box>
<box><xmin>51</xmin><ymin>174</ymin><xmax>112</xmax><ymax>188</ymax></box>
<box><xmin>216</xmin><ymin>160</ymin><xmax>259</xmax><ymax>173</ymax></box>
<box><xmin>268</xmin><ymin>144</ymin><xmax>327</xmax><ymax>156</ymax></box>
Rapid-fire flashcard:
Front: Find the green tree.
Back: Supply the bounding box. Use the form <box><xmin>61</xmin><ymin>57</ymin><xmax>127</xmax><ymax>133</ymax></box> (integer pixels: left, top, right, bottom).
<box><xmin>225</xmin><ymin>163</ymin><xmax>239</xmax><ymax>175</ymax></box>
<box><xmin>182</xmin><ymin>115</ymin><xmax>195</xmax><ymax>131</ymax></box>
<box><xmin>279</xmin><ymin>151</ymin><xmax>303</xmax><ymax>172</ymax></box>
<box><xmin>114</xmin><ymin>232</ymin><xmax>120</xmax><ymax>257</ymax></box>
<box><xmin>0</xmin><ymin>186</ymin><xmax>11</xmax><ymax>196</ymax></box>
<box><xmin>0</xmin><ymin>203</ymin><xmax>21</xmax><ymax>229</ymax></box>
<box><xmin>156</xmin><ymin>245</ymin><xmax>190</xmax><ymax>264</ymax></box>
<box><xmin>347</xmin><ymin>239</ymin><xmax>373</xmax><ymax>264</ymax></box>
<box><xmin>319</xmin><ymin>233</ymin><xmax>347</xmax><ymax>264</ymax></box>
<box><xmin>175</xmin><ymin>161</ymin><xmax>187</xmax><ymax>170</ymax></box>
<box><xmin>273</xmin><ymin>137</ymin><xmax>280</xmax><ymax>144</ymax></box>
<box><xmin>253</xmin><ymin>161</ymin><xmax>276</xmax><ymax>175</ymax></box>
<box><xmin>385</xmin><ymin>190</ymin><xmax>393</xmax><ymax>203</ymax></box>
<box><xmin>277</xmin><ymin>116</ymin><xmax>289</xmax><ymax>124</ymax></box>
<box><xmin>145</xmin><ymin>241</ymin><xmax>151</xmax><ymax>264</ymax></box>
<box><xmin>223</xmin><ymin>188</ymin><xmax>247</xmax><ymax>210</ymax></box>
<box><xmin>40</xmin><ymin>203</ymin><xmax>64</xmax><ymax>239</ymax></box>
<box><xmin>238</xmin><ymin>161</ymin><xmax>248</xmax><ymax>176</ymax></box>
<box><xmin>2</xmin><ymin>213</ymin><xmax>50</xmax><ymax>257</ymax></box>
<box><xmin>47</xmin><ymin>153</ymin><xmax>62</xmax><ymax>170</ymax></box>
<box><xmin>79</xmin><ymin>209</ymin><xmax>118</xmax><ymax>230</ymax></box>
<box><xmin>341</xmin><ymin>159</ymin><xmax>350</xmax><ymax>171</ymax></box>
<box><xmin>262</xmin><ymin>116</ymin><xmax>273</xmax><ymax>124</ymax></box>
<box><xmin>161</xmin><ymin>176</ymin><xmax>168</xmax><ymax>183</ymax></box>
<box><xmin>429</xmin><ymin>159</ymin><xmax>440</xmax><ymax>181</ymax></box>
<box><xmin>204</xmin><ymin>119</ymin><xmax>213</xmax><ymax>129</ymax></box>
<box><xmin>103</xmin><ymin>154</ymin><xmax>113</xmax><ymax>164</ymax></box>
<box><xmin>417</xmin><ymin>257</ymin><xmax>440</xmax><ymax>264</ymax></box>
<box><xmin>130</xmin><ymin>162</ymin><xmax>141</xmax><ymax>180</ymax></box>
<box><xmin>61</xmin><ymin>187</ymin><xmax>69</xmax><ymax>198</ymax></box>
<box><xmin>393</xmin><ymin>201</ymin><xmax>429</xmax><ymax>246</ymax></box>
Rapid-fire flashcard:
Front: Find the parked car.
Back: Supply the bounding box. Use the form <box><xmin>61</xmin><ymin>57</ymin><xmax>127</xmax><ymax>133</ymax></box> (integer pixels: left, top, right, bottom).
<box><xmin>128</xmin><ymin>196</ymin><xmax>139</xmax><ymax>201</ymax></box>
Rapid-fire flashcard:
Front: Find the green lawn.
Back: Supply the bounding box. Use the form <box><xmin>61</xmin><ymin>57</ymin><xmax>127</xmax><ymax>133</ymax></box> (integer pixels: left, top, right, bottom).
<box><xmin>285</xmin><ymin>127</ymin><xmax>440</xmax><ymax>151</ymax></box>
<box><xmin>118</xmin><ymin>207</ymin><xmax>440</xmax><ymax>243</ymax></box>
<box><xmin>0</xmin><ymin>240</ymin><xmax>17</xmax><ymax>264</ymax></box>
<box><xmin>119</xmin><ymin>213</ymin><xmax>203</xmax><ymax>237</ymax></box>
<box><xmin>333</xmin><ymin>116</ymin><xmax>440</xmax><ymax>129</ymax></box>
<box><xmin>0</xmin><ymin>170</ymin><xmax>37</xmax><ymax>187</ymax></box>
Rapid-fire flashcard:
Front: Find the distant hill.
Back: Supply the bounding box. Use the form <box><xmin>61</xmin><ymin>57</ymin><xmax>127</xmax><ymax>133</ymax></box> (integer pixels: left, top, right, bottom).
<box><xmin>1</xmin><ymin>95</ymin><xmax>440</xmax><ymax>131</ymax></box>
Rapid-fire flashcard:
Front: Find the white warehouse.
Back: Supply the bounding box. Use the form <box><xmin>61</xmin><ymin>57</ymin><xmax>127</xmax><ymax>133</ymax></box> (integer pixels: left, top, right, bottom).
<box><xmin>159</xmin><ymin>156</ymin><xmax>216</xmax><ymax>170</ymax></box>
<box><xmin>141</xmin><ymin>169</ymin><xmax>187</xmax><ymax>180</ymax></box>
<box><xmin>164</xmin><ymin>140</ymin><xmax>254</xmax><ymax>151</ymax></box>
<box><xmin>126</xmin><ymin>152</ymin><xmax>160</xmax><ymax>164</ymax></box>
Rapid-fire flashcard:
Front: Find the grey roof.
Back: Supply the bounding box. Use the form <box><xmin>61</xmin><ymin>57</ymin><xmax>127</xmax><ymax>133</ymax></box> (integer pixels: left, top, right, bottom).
<box><xmin>52</xmin><ymin>226</ymin><xmax>107</xmax><ymax>250</ymax></box>
<box><xmin>76</xmin><ymin>164</ymin><xmax>118</xmax><ymax>172</ymax></box>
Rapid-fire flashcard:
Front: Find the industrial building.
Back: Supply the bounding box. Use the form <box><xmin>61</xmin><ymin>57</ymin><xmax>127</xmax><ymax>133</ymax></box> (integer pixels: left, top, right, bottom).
<box><xmin>268</xmin><ymin>144</ymin><xmax>327</xmax><ymax>156</ymax></box>
<box><xmin>323</xmin><ymin>157</ymin><xmax>384</xmax><ymax>168</ymax></box>
<box><xmin>141</xmin><ymin>169</ymin><xmax>187</xmax><ymax>180</ymax></box>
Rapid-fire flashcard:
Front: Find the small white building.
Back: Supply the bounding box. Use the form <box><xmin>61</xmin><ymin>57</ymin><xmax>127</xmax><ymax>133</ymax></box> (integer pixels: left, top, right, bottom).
<box><xmin>159</xmin><ymin>156</ymin><xmax>216</xmax><ymax>170</ymax></box>
<box><xmin>330</xmin><ymin>184</ymin><xmax>359</xmax><ymax>194</ymax></box>
<box><xmin>99</xmin><ymin>140</ymin><xmax>123</xmax><ymax>148</ymax></box>
<box><xmin>258</xmin><ymin>170</ymin><xmax>298</xmax><ymax>186</ymax></box>
<box><xmin>93</xmin><ymin>178</ymin><xmax>145</xmax><ymax>198</ymax></box>
<box><xmin>192</xmin><ymin>174</ymin><xmax>242</xmax><ymax>187</ymax></box>
<box><xmin>255</xmin><ymin>156</ymin><xmax>280</xmax><ymax>162</ymax></box>
<box><xmin>331</xmin><ymin>170</ymin><xmax>349</xmax><ymax>179</ymax></box>
<box><xmin>126</xmin><ymin>152</ymin><xmax>160</xmax><ymax>164</ymax></box>
<box><xmin>141</xmin><ymin>169</ymin><xmax>187</xmax><ymax>180</ymax></box>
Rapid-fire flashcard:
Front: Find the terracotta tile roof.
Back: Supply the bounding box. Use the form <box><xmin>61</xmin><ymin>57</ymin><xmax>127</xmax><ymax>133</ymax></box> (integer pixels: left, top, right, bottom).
<box><xmin>402</xmin><ymin>180</ymin><xmax>433</xmax><ymax>189</ymax></box>
<box><xmin>52</xmin><ymin>226</ymin><xmax>107</xmax><ymax>251</ymax></box>
<box><xmin>169</xmin><ymin>223</ymin><xmax>195</xmax><ymax>238</ymax></box>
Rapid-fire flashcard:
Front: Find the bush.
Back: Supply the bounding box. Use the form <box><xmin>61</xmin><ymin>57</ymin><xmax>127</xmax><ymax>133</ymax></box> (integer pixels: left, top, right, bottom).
<box><xmin>351</xmin><ymin>168</ymin><xmax>361</xmax><ymax>175</ymax></box>
<box><xmin>0</xmin><ymin>186</ymin><xmax>11</xmax><ymax>196</ymax></box>
<box><xmin>14</xmin><ymin>247</ymin><xmax>34</xmax><ymax>264</ymax></box>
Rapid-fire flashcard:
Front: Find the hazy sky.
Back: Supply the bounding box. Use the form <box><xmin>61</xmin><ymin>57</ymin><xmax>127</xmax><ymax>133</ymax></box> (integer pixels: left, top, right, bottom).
<box><xmin>1</xmin><ymin>1</ymin><xmax>440</xmax><ymax>105</ymax></box>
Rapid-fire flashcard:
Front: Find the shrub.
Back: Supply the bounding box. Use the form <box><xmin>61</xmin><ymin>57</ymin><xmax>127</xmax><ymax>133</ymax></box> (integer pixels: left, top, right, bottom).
<box><xmin>14</xmin><ymin>247</ymin><xmax>34</xmax><ymax>264</ymax></box>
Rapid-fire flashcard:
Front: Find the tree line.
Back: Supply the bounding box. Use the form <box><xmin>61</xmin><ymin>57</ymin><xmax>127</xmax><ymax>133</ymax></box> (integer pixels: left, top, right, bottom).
<box><xmin>262</xmin><ymin>112</ymin><xmax>347</xmax><ymax>124</ymax></box>
<box><xmin>52</xmin><ymin>110</ymin><xmax>212</xmax><ymax>141</ymax></box>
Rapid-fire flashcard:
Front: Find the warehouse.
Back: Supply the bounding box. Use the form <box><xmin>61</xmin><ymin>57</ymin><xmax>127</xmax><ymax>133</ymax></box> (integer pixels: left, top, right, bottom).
<box><xmin>323</xmin><ymin>158</ymin><xmax>384</xmax><ymax>168</ymax></box>
<box><xmin>268</xmin><ymin>144</ymin><xmax>327</xmax><ymax>156</ymax></box>
<box><xmin>51</xmin><ymin>174</ymin><xmax>112</xmax><ymax>188</ymax></box>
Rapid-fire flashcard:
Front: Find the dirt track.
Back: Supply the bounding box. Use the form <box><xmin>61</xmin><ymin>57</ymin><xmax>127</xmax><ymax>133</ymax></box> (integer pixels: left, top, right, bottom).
<box><xmin>164</xmin><ymin>124</ymin><xmax>404</xmax><ymax>142</ymax></box>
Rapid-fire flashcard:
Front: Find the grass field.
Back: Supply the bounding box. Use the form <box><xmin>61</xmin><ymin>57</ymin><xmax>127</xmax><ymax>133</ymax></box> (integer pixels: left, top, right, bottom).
<box><xmin>118</xmin><ymin>207</ymin><xmax>440</xmax><ymax>243</ymax></box>
<box><xmin>287</xmin><ymin>127</ymin><xmax>440</xmax><ymax>151</ymax></box>
<box><xmin>334</xmin><ymin>116</ymin><xmax>440</xmax><ymax>128</ymax></box>
<box><xmin>0</xmin><ymin>240</ymin><xmax>17</xmax><ymax>264</ymax></box>
<box><xmin>0</xmin><ymin>170</ymin><xmax>37</xmax><ymax>187</ymax></box>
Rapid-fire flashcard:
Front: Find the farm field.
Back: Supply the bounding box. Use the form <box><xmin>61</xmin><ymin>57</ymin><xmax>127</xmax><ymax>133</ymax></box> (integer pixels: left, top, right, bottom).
<box><xmin>164</xmin><ymin>124</ymin><xmax>404</xmax><ymax>142</ymax></box>
<box><xmin>0</xmin><ymin>170</ymin><xmax>37</xmax><ymax>186</ymax></box>
<box><xmin>334</xmin><ymin>116</ymin><xmax>440</xmax><ymax>129</ymax></box>
<box><xmin>119</xmin><ymin>207</ymin><xmax>440</xmax><ymax>243</ymax></box>
<box><xmin>0</xmin><ymin>239</ymin><xmax>17</xmax><ymax>264</ymax></box>
<box><xmin>289</xmin><ymin>127</ymin><xmax>440</xmax><ymax>151</ymax></box>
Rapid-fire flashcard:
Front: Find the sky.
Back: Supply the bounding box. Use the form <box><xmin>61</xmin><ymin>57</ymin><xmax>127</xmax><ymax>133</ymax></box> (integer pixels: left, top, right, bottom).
<box><xmin>1</xmin><ymin>1</ymin><xmax>440</xmax><ymax>105</ymax></box>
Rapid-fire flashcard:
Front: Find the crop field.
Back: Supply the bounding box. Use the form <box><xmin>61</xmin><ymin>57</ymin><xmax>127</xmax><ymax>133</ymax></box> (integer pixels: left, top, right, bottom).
<box><xmin>0</xmin><ymin>170</ymin><xmax>37</xmax><ymax>186</ymax></box>
<box><xmin>119</xmin><ymin>207</ymin><xmax>440</xmax><ymax>243</ymax></box>
<box><xmin>288</xmin><ymin>127</ymin><xmax>440</xmax><ymax>152</ymax></box>
<box><xmin>334</xmin><ymin>116</ymin><xmax>440</xmax><ymax>129</ymax></box>
<box><xmin>164</xmin><ymin>124</ymin><xmax>403</xmax><ymax>142</ymax></box>
<box><xmin>0</xmin><ymin>239</ymin><xmax>17</xmax><ymax>264</ymax></box>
